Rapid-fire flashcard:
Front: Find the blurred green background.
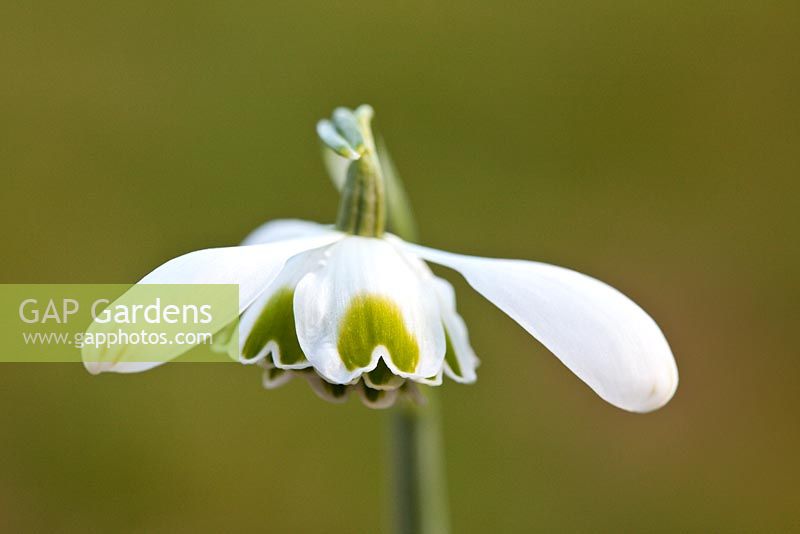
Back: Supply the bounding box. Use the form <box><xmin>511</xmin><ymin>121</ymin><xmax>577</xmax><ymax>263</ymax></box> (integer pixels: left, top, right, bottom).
<box><xmin>1</xmin><ymin>1</ymin><xmax>798</xmax><ymax>532</ymax></box>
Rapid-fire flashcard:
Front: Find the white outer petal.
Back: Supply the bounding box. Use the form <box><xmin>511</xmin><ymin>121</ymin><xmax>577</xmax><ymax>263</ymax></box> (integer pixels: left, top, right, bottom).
<box><xmin>240</xmin><ymin>219</ymin><xmax>332</xmax><ymax>246</ymax></box>
<box><xmin>83</xmin><ymin>232</ymin><xmax>342</xmax><ymax>375</ymax></box>
<box><xmin>404</xmin><ymin>243</ymin><xmax>678</xmax><ymax>413</ymax></box>
<box><xmin>138</xmin><ymin>233</ymin><xmax>341</xmax><ymax>312</ymax></box>
<box><xmin>294</xmin><ymin>236</ymin><xmax>446</xmax><ymax>384</ymax></box>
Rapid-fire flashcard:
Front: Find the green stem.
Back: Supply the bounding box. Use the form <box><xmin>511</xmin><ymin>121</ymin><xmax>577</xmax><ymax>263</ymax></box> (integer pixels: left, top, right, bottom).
<box><xmin>391</xmin><ymin>389</ymin><xmax>450</xmax><ymax>534</ymax></box>
<box><xmin>335</xmin><ymin>153</ymin><xmax>385</xmax><ymax>237</ymax></box>
<box><xmin>328</xmin><ymin>105</ymin><xmax>386</xmax><ymax>237</ymax></box>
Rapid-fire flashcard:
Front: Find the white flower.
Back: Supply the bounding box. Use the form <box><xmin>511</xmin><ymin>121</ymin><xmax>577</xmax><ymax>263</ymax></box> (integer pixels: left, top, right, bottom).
<box><xmin>85</xmin><ymin>216</ymin><xmax>678</xmax><ymax>413</ymax></box>
<box><xmin>84</xmin><ymin>105</ymin><xmax>678</xmax><ymax>413</ymax></box>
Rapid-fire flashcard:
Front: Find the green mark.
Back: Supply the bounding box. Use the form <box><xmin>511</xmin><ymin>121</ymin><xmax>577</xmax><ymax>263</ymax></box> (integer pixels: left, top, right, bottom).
<box><xmin>337</xmin><ymin>294</ymin><xmax>419</xmax><ymax>373</ymax></box>
<box><xmin>367</xmin><ymin>359</ymin><xmax>406</xmax><ymax>390</ymax></box>
<box><xmin>242</xmin><ymin>287</ymin><xmax>307</xmax><ymax>366</ymax></box>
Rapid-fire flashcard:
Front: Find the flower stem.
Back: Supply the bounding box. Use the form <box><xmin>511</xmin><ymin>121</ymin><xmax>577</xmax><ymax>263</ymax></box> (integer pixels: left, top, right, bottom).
<box><xmin>326</xmin><ymin>105</ymin><xmax>387</xmax><ymax>238</ymax></box>
<box><xmin>390</xmin><ymin>389</ymin><xmax>450</xmax><ymax>534</ymax></box>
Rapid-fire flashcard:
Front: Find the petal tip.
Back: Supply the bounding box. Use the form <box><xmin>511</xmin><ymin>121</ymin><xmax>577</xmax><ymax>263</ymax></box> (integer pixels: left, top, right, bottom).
<box><xmin>617</xmin><ymin>361</ymin><xmax>679</xmax><ymax>413</ymax></box>
<box><xmin>83</xmin><ymin>360</ymin><xmax>104</xmax><ymax>375</ymax></box>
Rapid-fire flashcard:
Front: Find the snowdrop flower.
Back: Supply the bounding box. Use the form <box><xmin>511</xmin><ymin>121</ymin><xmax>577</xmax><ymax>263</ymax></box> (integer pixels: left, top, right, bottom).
<box><xmin>84</xmin><ymin>105</ymin><xmax>677</xmax><ymax>413</ymax></box>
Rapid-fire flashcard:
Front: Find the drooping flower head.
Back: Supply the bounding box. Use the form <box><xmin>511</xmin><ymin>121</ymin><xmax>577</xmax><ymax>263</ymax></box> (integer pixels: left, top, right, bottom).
<box><xmin>84</xmin><ymin>105</ymin><xmax>678</xmax><ymax>412</ymax></box>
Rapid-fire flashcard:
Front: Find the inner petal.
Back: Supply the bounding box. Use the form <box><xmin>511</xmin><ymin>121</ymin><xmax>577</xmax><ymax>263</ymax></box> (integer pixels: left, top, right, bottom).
<box><xmin>242</xmin><ymin>287</ymin><xmax>307</xmax><ymax>366</ymax></box>
<box><xmin>294</xmin><ymin>236</ymin><xmax>446</xmax><ymax>384</ymax></box>
<box><xmin>238</xmin><ymin>246</ymin><xmax>328</xmax><ymax>368</ymax></box>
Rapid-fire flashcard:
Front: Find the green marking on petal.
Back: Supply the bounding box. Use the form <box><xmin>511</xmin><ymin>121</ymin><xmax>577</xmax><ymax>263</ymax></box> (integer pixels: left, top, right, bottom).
<box><xmin>337</xmin><ymin>294</ymin><xmax>419</xmax><ymax>373</ymax></box>
<box><xmin>242</xmin><ymin>287</ymin><xmax>307</xmax><ymax>366</ymax></box>
<box><xmin>366</xmin><ymin>359</ymin><xmax>406</xmax><ymax>390</ymax></box>
<box><xmin>443</xmin><ymin>329</ymin><xmax>462</xmax><ymax>378</ymax></box>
